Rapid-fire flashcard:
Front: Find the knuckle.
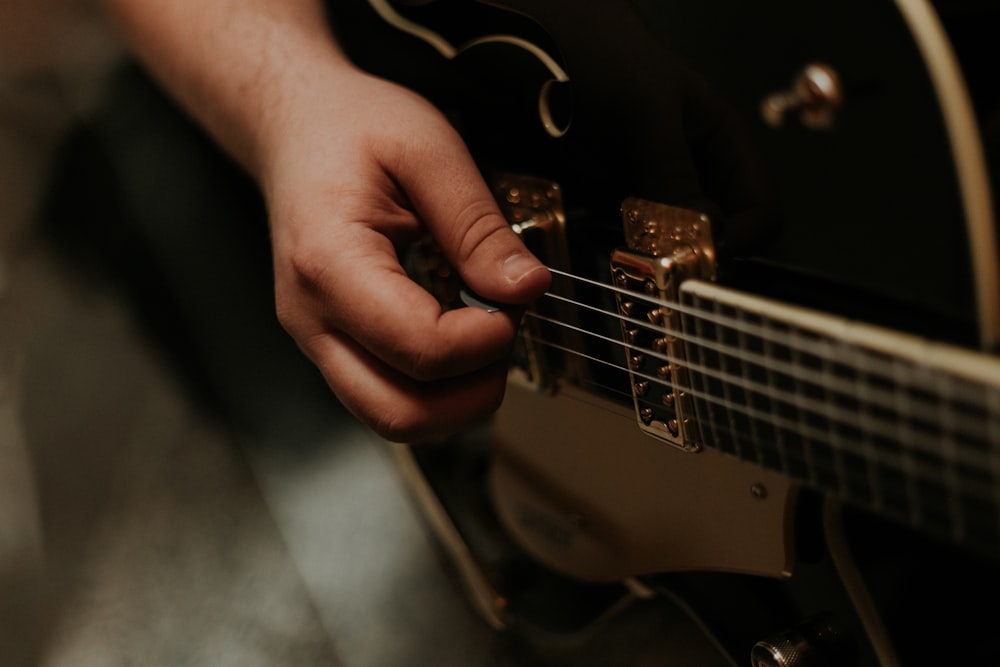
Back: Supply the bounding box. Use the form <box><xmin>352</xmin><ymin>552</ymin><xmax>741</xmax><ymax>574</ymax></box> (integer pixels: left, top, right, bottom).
<box><xmin>401</xmin><ymin>341</ymin><xmax>448</xmax><ymax>382</ymax></box>
<box><xmin>273</xmin><ymin>249</ymin><xmax>332</xmax><ymax>337</ymax></box>
<box><xmin>273</xmin><ymin>281</ymin><xmax>308</xmax><ymax>338</ymax></box>
<box><xmin>452</xmin><ymin>202</ymin><xmax>510</xmax><ymax>264</ymax></box>
<box><xmin>287</xmin><ymin>243</ymin><xmax>332</xmax><ymax>292</ymax></box>
<box><xmin>273</xmin><ymin>298</ymin><xmax>298</xmax><ymax>335</ymax></box>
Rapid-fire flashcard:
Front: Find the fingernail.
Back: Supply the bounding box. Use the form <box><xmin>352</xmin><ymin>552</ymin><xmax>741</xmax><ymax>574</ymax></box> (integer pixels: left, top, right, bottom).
<box><xmin>502</xmin><ymin>253</ymin><xmax>545</xmax><ymax>284</ymax></box>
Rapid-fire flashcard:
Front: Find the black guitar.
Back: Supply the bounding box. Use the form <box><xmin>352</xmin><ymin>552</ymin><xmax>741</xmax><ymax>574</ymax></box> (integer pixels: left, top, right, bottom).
<box><xmin>330</xmin><ymin>1</ymin><xmax>1000</xmax><ymax>664</ymax></box>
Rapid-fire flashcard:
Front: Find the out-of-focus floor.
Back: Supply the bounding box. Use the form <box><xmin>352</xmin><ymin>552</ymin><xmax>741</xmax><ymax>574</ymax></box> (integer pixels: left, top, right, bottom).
<box><xmin>0</xmin><ymin>6</ymin><xmax>734</xmax><ymax>666</ymax></box>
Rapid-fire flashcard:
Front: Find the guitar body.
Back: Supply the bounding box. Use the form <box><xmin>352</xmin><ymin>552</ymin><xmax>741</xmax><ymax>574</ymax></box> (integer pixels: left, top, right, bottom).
<box><xmin>330</xmin><ymin>0</ymin><xmax>1000</xmax><ymax>663</ymax></box>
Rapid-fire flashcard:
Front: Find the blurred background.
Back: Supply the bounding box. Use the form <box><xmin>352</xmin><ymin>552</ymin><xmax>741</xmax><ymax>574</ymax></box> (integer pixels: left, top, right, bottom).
<box><xmin>0</xmin><ymin>2</ymin><xmax>730</xmax><ymax>665</ymax></box>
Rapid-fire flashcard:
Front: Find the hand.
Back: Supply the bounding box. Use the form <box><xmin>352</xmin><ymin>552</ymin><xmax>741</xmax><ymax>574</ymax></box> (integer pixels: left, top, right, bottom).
<box><xmin>262</xmin><ymin>66</ymin><xmax>551</xmax><ymax>441</ymax></box>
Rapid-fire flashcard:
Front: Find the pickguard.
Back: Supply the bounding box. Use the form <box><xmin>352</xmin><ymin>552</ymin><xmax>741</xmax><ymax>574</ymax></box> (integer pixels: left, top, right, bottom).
<box><xmin>491</xmin><ymin>381</ymin><xmax>797</xmax><ymax>581</ymax></box>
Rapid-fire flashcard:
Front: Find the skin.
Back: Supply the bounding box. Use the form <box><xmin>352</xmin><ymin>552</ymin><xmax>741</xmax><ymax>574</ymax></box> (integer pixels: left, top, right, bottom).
<box><xmin>99</xmin><ymin>0</ymin><xmax>551</xmax><ymax>441</ymax></box>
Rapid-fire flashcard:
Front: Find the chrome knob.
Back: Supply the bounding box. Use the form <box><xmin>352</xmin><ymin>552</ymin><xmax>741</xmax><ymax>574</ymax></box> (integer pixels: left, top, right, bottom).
<box><xmin>761</xmin><ymin>63</ymin><xmax>844</xmax><ymax>130</ymax></box>
<box><xmin>751</xmin><ymin>613</ymin><xmax>857</xmax><ymax>667</ymax></box>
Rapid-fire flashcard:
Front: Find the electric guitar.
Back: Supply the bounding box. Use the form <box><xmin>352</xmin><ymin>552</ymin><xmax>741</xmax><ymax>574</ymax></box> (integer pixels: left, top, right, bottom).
<box><xmin>330</xmin><ymin>0</ymin><xmax>1000</xmax><ymax>664</ymax></box>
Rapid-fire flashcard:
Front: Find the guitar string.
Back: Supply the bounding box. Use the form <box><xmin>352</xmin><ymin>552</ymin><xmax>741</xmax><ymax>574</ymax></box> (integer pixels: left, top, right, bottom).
<box><xmin>542</xmin><ymin>267</ymin><xmax>995</xmax><ymax>411</ymax></box>
<box><xmin>528</xmin><ymin>273</ymin><xmax>994</xmax><ymax>456</ymax></box>
<box><xmin>524</xmin><ymin>285</ymin><xmax>997</xmax><ymax>478</ymax></box>
<box><xmin>529</xmin><ymin>299</ymin><xmax>987</xmax><ymax>444</ymax></box>
<box><xmin>520</xmin><ymin>316</ymin><xmax>993</xmax><ymax>476</ymax></box>
<box><xmin>528</xmin><ymin>294</ymin><xmax>993</xmax><ymax>448</ymax></box>
<box><xmin>549</xmin><ymin>268</ymin><xmax>986</xmax><ymax>391</ymax></box>
<box><xmin>521</xmin><ymin>269</ymin><xmax>999</xmax><ymax>519</ymax></box>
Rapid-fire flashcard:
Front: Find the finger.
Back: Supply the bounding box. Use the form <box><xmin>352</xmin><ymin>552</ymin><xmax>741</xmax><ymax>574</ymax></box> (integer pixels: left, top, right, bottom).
<box><xmin>388</xmin><ymin>120</ymin><xmax>552</xmax><ymax>305</ymax></box>
<box><xmin>283</xmin><ymin>224</ymin><xmax>522</xmax><ymax>382</ymax></box>
<box><xmin>307</xmin><ymin>329</ymin><xmax>510</xmax><ymax>442</ymax></box>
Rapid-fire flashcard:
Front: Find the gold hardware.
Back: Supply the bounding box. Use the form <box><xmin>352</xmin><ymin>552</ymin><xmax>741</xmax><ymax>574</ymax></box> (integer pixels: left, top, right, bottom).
<box><xmin>612</xmin><ymin>199</ymin><xmax>716</xmax><ymax>452</ymax></box>
<box><xmin>491</xmin><ymin>173</ymin><xmax>570</xmax><ymax>391</ymax></box>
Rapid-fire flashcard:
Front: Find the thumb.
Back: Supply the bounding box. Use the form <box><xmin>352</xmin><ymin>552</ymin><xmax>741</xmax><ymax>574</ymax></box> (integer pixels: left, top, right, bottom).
<box><xmin>394</xmin><ymin>129</ymin><xmax>551</xmax><ymax>305</ymax></box>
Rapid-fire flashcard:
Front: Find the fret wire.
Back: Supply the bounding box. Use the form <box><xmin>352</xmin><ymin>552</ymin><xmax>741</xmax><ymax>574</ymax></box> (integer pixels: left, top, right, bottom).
<box><xmin>819</xmin><ymin>335</ymin><xmax>851</xmax><ymax>501</ymax></box>
<box><xmin>724</xmin><ymin>301</ymin><xmax>752</xmax><ymax>465</ymax></box>
<box><xmin>938</xmin><ymin>373</ymin><xmax>965</xmax><ymax>541</ymax></box>
<box><xmin>729</xmin><ymin>303</ymin><xmax>762</xmax><ymax>466</ymax></box>
<box><xmin>688</xmin><ymin>296</ymin><xmax>746</xmax><ymax>459</ymax></box>
<box><xmin>768</xmin><ymin>312</ymin><xmax>818</xmax><ymax>483</ymax></box>
<box><xmin>524</xmin><ymin>311</ymin><xmax>995</xmax><ymax>455</ymax></box>
<box><xmin>761</xmin><ymin>314</ymin><xmax>792</xmax><ymax>476</ymax></box>
<box><xmin>790</xmin><ymin>327</ymin><xmax>820</xmax><ymax>488</ymax></box>
<box><xmin>519</xmin><ymin>330</ymin><xmax>996</xmax><ymax>477</ymax></box>
<box><xmin>988</xmin><ymin>389</ymin><xmax>1000</xmax><ymax>540</ymax></box>
<box><xmin>851</xmin><ymin>343</ymin><xmax>884</xmax><ymax>513</ymax></box>
<box><xmin>818</xmin><ymin>339</ymin><xmax>840</xmax><ymax>488</ymax></box>
<box><xmin>689</xmin><ymin>295</ymin><xmax>728</xmax><ymax>458</ymax></box>
<box><xmin>892</xmin><ymin>356</ymin><xmax>923</xmax><ymax>527</ymax></box>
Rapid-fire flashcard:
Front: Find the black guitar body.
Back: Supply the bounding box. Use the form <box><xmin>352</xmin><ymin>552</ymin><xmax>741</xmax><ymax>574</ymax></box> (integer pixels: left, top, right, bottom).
<box><xmin>328</xmin><ymin>1</ymin><xmax>1000</xmax><ymax>664</ymax></box>
<box><xmin>334</xmin><ymin>0</ymin><xmax>998</xmax><ymax>334</ymax></box>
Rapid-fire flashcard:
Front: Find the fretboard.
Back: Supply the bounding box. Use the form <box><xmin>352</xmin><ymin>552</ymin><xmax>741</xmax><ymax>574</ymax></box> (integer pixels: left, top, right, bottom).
<box><xmin>678</xmin><ymin>280</ymin><xmax>1000</xmax><ymax>555</ymax></box>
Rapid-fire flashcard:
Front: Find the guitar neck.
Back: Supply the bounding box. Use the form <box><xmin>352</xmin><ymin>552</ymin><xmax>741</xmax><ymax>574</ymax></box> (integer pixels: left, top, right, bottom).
<box><xmin>678</xmin><ymin>279</ymin><xmax>1000</xmax><ymax>554</ymax></box>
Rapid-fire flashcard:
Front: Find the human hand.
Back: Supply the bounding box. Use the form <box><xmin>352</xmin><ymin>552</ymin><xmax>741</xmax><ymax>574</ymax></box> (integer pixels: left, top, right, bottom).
<box><xmin>261</xmin><ymin>65</ymin><xmax>551</xmax><ymax>442</ymax></box>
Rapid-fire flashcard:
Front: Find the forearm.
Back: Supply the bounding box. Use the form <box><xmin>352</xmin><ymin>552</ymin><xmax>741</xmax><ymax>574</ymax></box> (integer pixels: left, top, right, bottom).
<box><xmin>99</xmin><ymin>0</ymin><xmax>351</xmax><ymax>178</ymax></box>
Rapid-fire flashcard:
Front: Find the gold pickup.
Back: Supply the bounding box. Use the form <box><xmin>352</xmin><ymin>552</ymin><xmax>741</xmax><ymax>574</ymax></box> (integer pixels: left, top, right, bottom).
<box><xmin>610</xmin><ymin>199</ymin><xmax>716</xmax><ymax>452</ymax></box>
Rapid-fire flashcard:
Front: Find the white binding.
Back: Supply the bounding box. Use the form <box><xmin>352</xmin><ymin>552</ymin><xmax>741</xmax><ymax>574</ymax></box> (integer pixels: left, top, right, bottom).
<box><xmin>894</xmin><ymin>0</ymin><xmax>1000</xmax><ymax>349</ymax></box>
<box><xmin>367</xmin><ymin>0</ymin><xmax>571</xmax><ymax>137</ymax></box>
<box><xmin>682</xmin><ymin>279</ymin><xmax>1000</xmax><ymax>390</ymax></box>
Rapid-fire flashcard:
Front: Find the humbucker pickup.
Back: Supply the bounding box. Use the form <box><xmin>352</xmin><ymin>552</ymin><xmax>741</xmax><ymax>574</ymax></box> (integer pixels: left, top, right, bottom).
<box><xmin>611</xmin><ymin>198</ymin><xmax>716</xmax><ymax>452</ymax></box>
